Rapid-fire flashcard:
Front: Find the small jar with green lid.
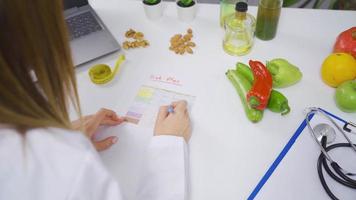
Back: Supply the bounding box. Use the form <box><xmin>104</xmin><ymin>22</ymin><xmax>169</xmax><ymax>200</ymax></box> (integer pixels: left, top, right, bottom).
<box><xmin>223</xmin><ymin>2</ymin><xmax>256</xmax><ymax>56</ymax></box>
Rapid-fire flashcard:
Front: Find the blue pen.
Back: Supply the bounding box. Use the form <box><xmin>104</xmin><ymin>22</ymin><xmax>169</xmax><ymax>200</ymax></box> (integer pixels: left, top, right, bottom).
<box><xmin>168</xmin><ymin>105</ymin><xmax>174</xmax><ymax>113</ymax></box>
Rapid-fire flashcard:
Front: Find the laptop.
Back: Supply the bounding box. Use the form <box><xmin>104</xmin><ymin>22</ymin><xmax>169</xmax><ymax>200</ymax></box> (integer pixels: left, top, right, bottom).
<box><xmin>64</xmin><ymin>0</ymin><xmax>120</xmax><ymax>66</ymax></box>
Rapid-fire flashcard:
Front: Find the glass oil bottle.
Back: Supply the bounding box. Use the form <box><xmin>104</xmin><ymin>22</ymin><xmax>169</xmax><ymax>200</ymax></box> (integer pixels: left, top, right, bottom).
<box><xmin>223</xmin><ymin>2</ymin><xmax>256</xmax><ymax>56</ymax></box>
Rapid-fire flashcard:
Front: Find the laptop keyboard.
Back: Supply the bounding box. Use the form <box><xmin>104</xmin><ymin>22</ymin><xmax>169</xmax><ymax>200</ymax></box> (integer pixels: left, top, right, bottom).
<box><xmin>66</xmin><ymin>11</ymin><xmax>102</xmax><ymax>40</ymax></box>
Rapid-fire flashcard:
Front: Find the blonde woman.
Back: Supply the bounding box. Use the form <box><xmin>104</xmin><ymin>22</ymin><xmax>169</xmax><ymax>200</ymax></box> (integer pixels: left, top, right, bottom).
<box><xmin>0</xmin><ymin>0</ymin><xmax>191</xmax><ymax>200</ymax></box>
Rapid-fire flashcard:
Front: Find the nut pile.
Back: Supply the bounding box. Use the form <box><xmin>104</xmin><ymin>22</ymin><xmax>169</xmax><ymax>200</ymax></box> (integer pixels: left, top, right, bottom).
<box><xmin>169</xmin><ymin>28</ymin><xmax>196</xmax><ymax>55</ymax></box>
<box><xmin>122</xmin><ymin>29</ymin><xmax>149</xmax><ymax>50</ymax></box>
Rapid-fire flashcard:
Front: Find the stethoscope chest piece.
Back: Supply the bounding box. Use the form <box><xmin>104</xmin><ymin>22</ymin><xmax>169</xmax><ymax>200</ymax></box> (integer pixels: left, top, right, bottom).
<box><xmin>313</xmin><ymin>123</ymin><xmax>336</xmax><ymax>144</ymax></box>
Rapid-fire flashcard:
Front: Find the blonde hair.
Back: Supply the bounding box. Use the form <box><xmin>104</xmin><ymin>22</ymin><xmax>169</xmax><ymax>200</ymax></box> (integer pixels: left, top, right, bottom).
<box><xmin>0</xmin><ymin>0</ymin><xmax>81</xmax><ymax>129</ymax></box>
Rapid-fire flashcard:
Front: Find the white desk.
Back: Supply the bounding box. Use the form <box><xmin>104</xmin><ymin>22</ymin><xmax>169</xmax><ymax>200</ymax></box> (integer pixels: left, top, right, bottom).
<box><xmin>74</xmin><ymin>1</ymin><xmax>356</xmax><ymax>199</ymax></box>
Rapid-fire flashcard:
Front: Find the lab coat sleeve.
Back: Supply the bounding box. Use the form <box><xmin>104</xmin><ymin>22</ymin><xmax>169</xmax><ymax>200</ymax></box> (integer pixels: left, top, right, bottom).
<box><xmin>137</xmin><ymin>135</ymin><xmax>189</xmax><ymax>200</ymax></box>
<box><xmin>67</xmin><ymin>150</ymin><xmax>123</xmax><ymax>200</ymax></box>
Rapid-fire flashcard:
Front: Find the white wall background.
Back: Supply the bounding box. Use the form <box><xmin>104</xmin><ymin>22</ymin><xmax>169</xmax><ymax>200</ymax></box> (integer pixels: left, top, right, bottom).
<box><xmin>163</xmin><ymin>0</ymin><xmax>356</xmax><ymax>9</ymax></box>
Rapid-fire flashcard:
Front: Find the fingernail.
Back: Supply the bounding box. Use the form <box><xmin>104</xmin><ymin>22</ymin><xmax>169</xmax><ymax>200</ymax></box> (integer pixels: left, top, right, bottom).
<box><xmin>112</xmin><ymin>137</ymin><xmax>118</xmax><ymax>144</ymax></box>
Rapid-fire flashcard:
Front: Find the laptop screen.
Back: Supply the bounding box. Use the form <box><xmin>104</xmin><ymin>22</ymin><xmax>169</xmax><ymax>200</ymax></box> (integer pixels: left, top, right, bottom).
<box><xmin>63</xmin><ymin>0</ymin><xmax>88</xmax><ymax>10</ymax></box>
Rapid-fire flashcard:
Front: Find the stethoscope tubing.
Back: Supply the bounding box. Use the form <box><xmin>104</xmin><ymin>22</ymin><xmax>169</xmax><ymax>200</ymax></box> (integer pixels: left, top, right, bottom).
<box><xmin>307</xmin><ymin>108</ymin><xmax>356</xmax><ymax>200</ymax></box>
<box><xmin>317</xmin><ymin>139</ymin><xmax>356</xmax><ymax>200</ymax></box>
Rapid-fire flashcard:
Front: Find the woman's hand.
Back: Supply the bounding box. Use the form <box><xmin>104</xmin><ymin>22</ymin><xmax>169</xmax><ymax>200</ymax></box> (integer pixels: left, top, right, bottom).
<box><xmin>154</xmin><ymin>100</ymin><xmax>191</xmax><ymax>142</ymax></box>
<box><xmin>72</xmin><ymin>108</ymin><xmax>126</xmax><ymax>151</ymax></box>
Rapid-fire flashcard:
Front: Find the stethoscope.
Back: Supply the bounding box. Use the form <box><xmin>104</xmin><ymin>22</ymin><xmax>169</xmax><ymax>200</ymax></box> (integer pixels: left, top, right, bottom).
<box><xmin>305</xmin><ymin>107</ymin><xmax>356</xmax><ymax>200</ymax></box>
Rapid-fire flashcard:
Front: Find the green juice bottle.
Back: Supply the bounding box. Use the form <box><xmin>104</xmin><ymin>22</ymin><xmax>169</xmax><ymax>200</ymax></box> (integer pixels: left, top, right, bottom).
<box><xmin>223</xmin><ymin>2</ymin><xmax>256</xmax><ymax>56</ymax></box>
<box><xmin>255</xmin><ymin>0</ymin><xmax>282</xmax><ymax>40</ymax></box>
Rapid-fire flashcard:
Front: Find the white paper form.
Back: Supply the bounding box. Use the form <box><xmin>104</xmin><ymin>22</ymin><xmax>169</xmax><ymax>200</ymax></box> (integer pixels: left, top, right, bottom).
<box><xmin>253</xmin><ymin>112</ymin><xmax>356</xmax><ymax>200</ymax></box>
<box><xmin>98</xmin><ymin>77</ymin><xmax>196</xmax><ymax>199</ymax></box>
<box><xmin>125</xmin><ymin>85</ymin><xmax>195</xmax><ymax>128</ymax></box>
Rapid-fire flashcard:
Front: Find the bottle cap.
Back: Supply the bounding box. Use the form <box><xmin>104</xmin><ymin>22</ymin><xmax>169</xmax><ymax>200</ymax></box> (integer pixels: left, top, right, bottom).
<box><xmin>235</xmin><ymin>2</ymin><xmax>248</xmax><ymax>12</ymax></box>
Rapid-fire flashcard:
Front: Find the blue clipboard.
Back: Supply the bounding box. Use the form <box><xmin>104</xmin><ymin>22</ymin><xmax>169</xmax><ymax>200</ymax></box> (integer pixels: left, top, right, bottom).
<box><xmin>247</xmin><ymin>108</ymin><xmax>350</xmax><ymax>200</ymax></box>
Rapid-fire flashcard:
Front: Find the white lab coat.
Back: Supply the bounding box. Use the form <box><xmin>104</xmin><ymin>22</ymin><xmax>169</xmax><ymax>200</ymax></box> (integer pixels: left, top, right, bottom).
<box><xmin>0</xmin><ymin>127</ymin><xmax>188</xmax><ymax>200</ymax></box>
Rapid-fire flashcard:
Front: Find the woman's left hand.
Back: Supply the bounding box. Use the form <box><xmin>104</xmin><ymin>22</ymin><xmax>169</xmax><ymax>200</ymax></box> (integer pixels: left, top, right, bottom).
<box><xmin>72</xmin><ymin>108</ymin><xmax>126</xmax><ymax>151</ymax></box>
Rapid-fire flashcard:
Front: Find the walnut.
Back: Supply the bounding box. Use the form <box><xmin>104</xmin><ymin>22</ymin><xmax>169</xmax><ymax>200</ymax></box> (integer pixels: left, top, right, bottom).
<box><xmin>123</xmin><ymin>29</ymin><xmax>149</xmax><ymax>50</ymax></box>
<box><xmin>134</xmin><ymin>32</ymin><xmax>144</xmax><ymax>40</ymax></box>
<box><xmin>125</xmin><ymin>29</ymin><xmax>136</xmax><ymax>38</ymax></box>
<box><xmin>122</xmin><ymin>41</ymin><xmax>130</xmax><ymax>49</ymax></box>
